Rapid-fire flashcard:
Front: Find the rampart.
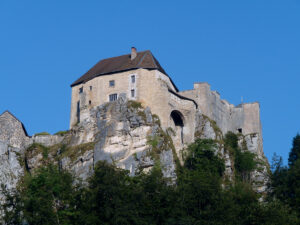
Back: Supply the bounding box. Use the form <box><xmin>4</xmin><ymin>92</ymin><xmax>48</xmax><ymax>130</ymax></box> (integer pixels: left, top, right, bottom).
<box><xmin>180</xmin><ymin>82</ymin><xmax>262</xmax><ymax>146</ymax></box>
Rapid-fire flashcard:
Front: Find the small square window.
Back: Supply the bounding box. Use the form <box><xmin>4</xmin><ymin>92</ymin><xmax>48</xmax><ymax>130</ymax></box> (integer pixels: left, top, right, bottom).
<box><xmin>131</xmin><ymin>75</ymin><xmax>135</xmax><ymax>83</ymax></box>
<box><xmin>79</xmin><ymin>87</ymin><xmax>83</xmax><ymax>93</ymax></box>
<box><xmin>109</xmin><ymin>80</ymin><xmax>115</xmax><ymax>87</ymax></box>
<box><xmin>131</xmin><ymin>89</ymin><xmax>135</xmax><ymax>97</ymax></box>
<box><xmin>90</xmin><ymin>86</ymin><xmax>92</xmax><ymax>91</ymax></box>
<box><xmin>109</xmin><ymin>93</ymin><xmax>118</xmax><ymax>102</ymax></box>
<box><xmin>89</xmin><ymin>100</ymin><xmax>92</xmax><ymax>105</ymax></box>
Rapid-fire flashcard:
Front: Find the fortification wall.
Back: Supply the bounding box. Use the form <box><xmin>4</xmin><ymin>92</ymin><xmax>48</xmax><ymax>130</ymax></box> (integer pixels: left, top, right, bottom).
<box><xmin>0</xmin><ymin>111</ymin><xmax>29</xmax><ymax>149</ymax></box>
<box><xmin>70</xmin><ymin>70</ymin><xmax>262</xmax><ymax>155</ymax></box>
<box><xmin>180</xmin><ymin>82</ymin><xmax>262</xmax><ymax>137</ymax></box>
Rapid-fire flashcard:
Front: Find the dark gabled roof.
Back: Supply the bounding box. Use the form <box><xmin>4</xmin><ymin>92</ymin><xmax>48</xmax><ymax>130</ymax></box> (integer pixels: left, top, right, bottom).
<box><xmin>0</xmin><ymin>110</ymin><xmax>28</xmax><ymax>136</ymax></box>
<box><xmin>71</xmin><ymin>50</ymin><xmax>179</xmax><ymax>92</ymax></box>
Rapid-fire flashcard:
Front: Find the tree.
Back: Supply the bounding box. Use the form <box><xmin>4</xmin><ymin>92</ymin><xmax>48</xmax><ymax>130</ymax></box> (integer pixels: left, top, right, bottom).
<box><xmin>288</xmin><ymin>134</ymin><xmax>300</xmax><ymax>167</ymax></box>
<box><xmin>177</xmin><ymin>139</ymin><xmax>225</xmax><ymax>223</ymax></box>
<box><xmin>1</xmin><ymin>164</ymin><xmax>80</xmax><ymax>225</ymax></box>
<box><xmin>270</xmin><ymin>134</ymin><xmax>300</xmax><ymax>219</ymax></box>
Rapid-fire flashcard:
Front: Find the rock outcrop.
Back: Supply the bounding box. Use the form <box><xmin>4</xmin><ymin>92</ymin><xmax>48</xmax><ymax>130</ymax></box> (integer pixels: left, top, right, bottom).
<box><xmin>21</xmin><ymin>94</ymin><xmax>177</xmax><ymax>183</ymax></box>
<box><xmin>0</xmin><ymin>96</ymin><xmax>269</xmax><ymax>198</ymax></box>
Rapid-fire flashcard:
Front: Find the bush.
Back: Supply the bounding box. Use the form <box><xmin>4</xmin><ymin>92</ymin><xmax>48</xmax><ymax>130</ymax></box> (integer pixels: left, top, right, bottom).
<box><xmin>184</xmin><ymin>139</ymin><xmax>225</xmax><ymax>177</ymax></box>
<box><xmin>54</xmin><ymin>130</ymin><xmax>69</xmax><ymax>136</ymax></box>
<box><xmin>127</xmin><ymin>100</ymin><xmax>143</xmax><ymax>109</ymax></box>
<box><xmin>34</xmin><ymin>132</ymin><xmax>51</xmax><ymax>136</ymax></box>
<box><xmin>224</xmin><ymin>132</ymin><xmax>256</xmax><ymax>182</ymax></box>
<box><xmin>1</xmin><ymin>164</ymin><xmax>80</xmax><ymax>225</ymax></box>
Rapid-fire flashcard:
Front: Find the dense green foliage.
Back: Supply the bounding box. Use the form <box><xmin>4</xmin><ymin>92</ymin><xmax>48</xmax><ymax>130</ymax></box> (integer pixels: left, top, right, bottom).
<box><xmin>1</xmin><ymin>135</ymin><xmax>300</xmax><ymax>224</ymax></box>
<box><xmin>1</xmin><ymin>165</ymin><xmax>80</xmax><ymax>225</ymax></box>
<box><xmin>270</xmin><ymin>134</ymin><xmax>300</xmax><ymax>216</ymax></box>
<box><xmin>224</xmin><ymin>132</ymin><xmax>256</xmax><ymax>182</ymax></box>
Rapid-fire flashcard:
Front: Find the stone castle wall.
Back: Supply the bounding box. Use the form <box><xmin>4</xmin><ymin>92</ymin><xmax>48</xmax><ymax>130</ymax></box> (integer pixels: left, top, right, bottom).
<box><xmin>180</xmin><ymin>82</ymin><xmax>263</xmax><ymax>155</ymax></box>
<box><xmin>0</xmin><ymin>111</ymin><xmax>29</xmax><ymax>149</ymax></box>
<box><xmin>70</xmin><ymin>69</ymin><xmax>142</xmax><ymax>128</ymax></box>
<box><xmin>180</xmin><ymin>83</ymin><xmax>262</xmax><ymax>134</ymax></box>
<box><xmin>70</xmin><ymin>69</ymin><xmax>197</xmax><ymax>147</ymax></box>
<box><xmin>70</xmin><ymin>69</ymin><xmax>263</xmax><ymax>155</ymax></box>
<box><xmin>70</xmin><ymin>69</ymin><xmax>180</xmax><ymax>128</ymax></box>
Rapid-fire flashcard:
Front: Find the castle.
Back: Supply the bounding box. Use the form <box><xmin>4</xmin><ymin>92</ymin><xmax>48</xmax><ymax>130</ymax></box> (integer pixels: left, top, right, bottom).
<box><xmin>70</xmin><ymin>47</ymin><xmax>263</xmax><ymax>153</ymax></box>
<box><xmin>0</xmin><ymin>48</ymin><xmax>267</xmax><ymax>193</ymax></box>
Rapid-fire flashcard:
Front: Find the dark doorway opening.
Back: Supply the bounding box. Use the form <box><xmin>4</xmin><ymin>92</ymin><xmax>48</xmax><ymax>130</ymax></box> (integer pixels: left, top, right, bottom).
<box><xmin>170</xmin><ymin>110</ymin><xmax>184</xmax><ymax>144</ymax></box>
<box><xmin>171</xmin><ymin>110</ymin><xmax>184</xmax><ymax>127</ymax></box>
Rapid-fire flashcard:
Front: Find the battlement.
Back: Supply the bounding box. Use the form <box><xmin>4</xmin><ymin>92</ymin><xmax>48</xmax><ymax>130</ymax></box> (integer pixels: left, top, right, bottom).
<box><xmin>180</xmin><ymin>82</ymin><xmax>262</xmax><ymax>136</ymax></box>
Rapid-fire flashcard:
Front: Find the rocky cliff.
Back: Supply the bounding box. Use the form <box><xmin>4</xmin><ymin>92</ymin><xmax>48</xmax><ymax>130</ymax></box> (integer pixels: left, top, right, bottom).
<box><xmin>0</xmin><ymin>95</ymin><xmax>269</xmax><ymax>201</ymax></box>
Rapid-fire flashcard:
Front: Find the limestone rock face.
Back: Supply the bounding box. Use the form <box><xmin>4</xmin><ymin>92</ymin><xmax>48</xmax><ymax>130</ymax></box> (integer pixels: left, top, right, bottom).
<box><xmin>61</xmin><ymin>150</ymin><xmax>94</xmax><ymax>181</ymax></box>
<box><xmin>0</xmin><ymin>141</ymin><xmax>23</xmax><ymax>191</ymax></box>
<box><xmin>22</xmin><ymin>95</ymin><xmax>177</xmax><ymax>183</ymax></box>
<box><xmin>84</xmin><ymin>93</ymin><xmax>177</xmax><ymax>180</ymax></box>
<box><xmin>194</xmin><ymin>112</ymin><xmax>269</xmax><ymax>192</ymax></box>
<box><xmin>0</xmin><ymin>97</ymin><xmax>269</xmax><ymax>197</ymax></box>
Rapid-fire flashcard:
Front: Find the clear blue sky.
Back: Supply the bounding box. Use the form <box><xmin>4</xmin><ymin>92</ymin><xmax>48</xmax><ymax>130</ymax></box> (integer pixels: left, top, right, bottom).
<box><xmin>0</xmin><ymin>1</ymin><xmax>299</xmax><ymax>164</ymax></box>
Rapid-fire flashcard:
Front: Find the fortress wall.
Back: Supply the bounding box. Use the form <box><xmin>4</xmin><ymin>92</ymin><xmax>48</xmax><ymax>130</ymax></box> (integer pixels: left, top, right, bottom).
<box><xmin>138</xmin><ymin>69</ymin><xmax>171</xmax><ymax>127</ymax></box>
<box><xmin>138</xmin><ymin>70</ymin><xmax>196</xmax><ymax>133</ymax></box>
<box><xmin>167</xmin><ymin>90</ymin><xmax>196</xmax><ymax>145</ymax></box>
<box><xmin>0</xmin><ymin>112</ymin><xmax>29</xmax><ymax>149</ymax></box>
<box><xmin>180</xmin><ymin>83</ymin><xmax>262</xmax><ymax>138</ymax></box>
<box><xmin>241</xmin><ymin>103</ymin><xmax>261</xmax><ymax>135</ymax></box>
<box><xmin>180</xmin><ymin>83</ymin><xmax>236</xmax><ymax>134</ymax></box>
<box><xmin>242</xmin><ymin>103</ymin><xmax>263</xmax><ymax>155</ymax></box>
<box><xmin>155</xmin><ymin>71</ymin><xmax>177</xmax><ymax>92</ymax></box>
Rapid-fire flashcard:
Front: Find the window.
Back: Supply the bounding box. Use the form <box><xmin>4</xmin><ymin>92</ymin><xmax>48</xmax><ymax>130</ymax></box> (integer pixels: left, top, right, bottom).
<box><xmin>79</xmin><ymin>87</ymin><xmax>83</xmax><ymax>93</ymax></box>
<box><xmin>131</xmin><ymin>75</ymin><xmax>135</xmax><ymax>83</ymax></box>
<box><xmin>109</xmin><ymin>80</ymin><xmax>115</xmax><ymax>87</ymax></box>
<box><xmin>89</xmin><ymin>100</ymin><xmax>92</xmax><ymax>105</ymax></box>
<box><xmin>109</xmin><ymin>93</ymin><xmax>118</xmax><ymax>102</ymax></box>
<box><xmin>76</xmin><ymin>101</ymin><xmax>80</xmax><ymax>123</ymax></box>
<box><xmin>90</xmin><ymin>86</ymin><xmax>92</xmax><ymax>91</ymax></box>
<box><xmin>131</xmin><ymin>89</ymin><xmax>135</xmax><ymax>97</ymax></box>
<box><xmin>238</xmin><ymin>128</ymin><xmax>242</xmax><ymax>133</ymax></box>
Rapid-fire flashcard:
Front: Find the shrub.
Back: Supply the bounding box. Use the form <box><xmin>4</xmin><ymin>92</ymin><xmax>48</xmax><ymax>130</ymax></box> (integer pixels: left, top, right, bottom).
<box><xmin>127</xmin><ymin>100</ymin><xmax>143</xmax><ymax>109</ymax></box>
<box><xmin>34</xmin><ymin>132</ymin><xmax>51</xmax><ymax>136</ymax></box>
<box><xmin>224</xmin><ymin>132</ymin><xmax>256</xmax><ymax>182</ymax></box>
<box><xmin>54</xmin><ymin>130</ymin><xmax>69</xmax><ymax>136</ymax></box>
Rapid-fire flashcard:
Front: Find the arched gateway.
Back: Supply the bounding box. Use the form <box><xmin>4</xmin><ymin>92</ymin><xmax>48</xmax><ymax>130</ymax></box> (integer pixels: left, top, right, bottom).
<box><xmin>170</xmin><ymin>110</ymin><xmax>185</xmax><ymax>144</ymax></box>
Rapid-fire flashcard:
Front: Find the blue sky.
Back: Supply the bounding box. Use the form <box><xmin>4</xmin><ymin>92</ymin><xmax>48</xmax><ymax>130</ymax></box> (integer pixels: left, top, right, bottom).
<box><xmin>0</xmin><ymin>1</ymin><xmax>299</xmax><ymax>164</ymax></box>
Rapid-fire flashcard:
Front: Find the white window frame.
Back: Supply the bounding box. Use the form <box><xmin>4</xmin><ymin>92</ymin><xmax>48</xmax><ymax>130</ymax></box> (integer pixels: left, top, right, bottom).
<box><xmin>109</xmin><ymin>93</ymin><xmax>118</xmax><ymax>102</ymax></box>
<box><xmin>129</xmin><ymin>74</ymin><xmax>137</xmax><ymax>100</ymax></box>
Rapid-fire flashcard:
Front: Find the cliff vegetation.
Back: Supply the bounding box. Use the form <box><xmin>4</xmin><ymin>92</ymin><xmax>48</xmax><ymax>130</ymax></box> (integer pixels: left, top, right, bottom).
<box><xmin>1</xmin><ymin>135</ymin><xmax>300</xmax><ymax>225</ymax></box>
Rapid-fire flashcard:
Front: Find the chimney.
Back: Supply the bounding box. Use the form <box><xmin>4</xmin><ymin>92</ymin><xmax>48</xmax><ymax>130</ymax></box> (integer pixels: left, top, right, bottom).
<box><xmin>131</xmin><ymin>47</ymin><xmax>137</xmax><ymax>60</ymax></box>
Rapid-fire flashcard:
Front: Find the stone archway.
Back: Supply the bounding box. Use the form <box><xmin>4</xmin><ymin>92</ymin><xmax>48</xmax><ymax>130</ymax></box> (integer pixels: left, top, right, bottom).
<box><xmin>170</xmin><ymin>110</ymin><xmax>184</xmax><ymax>127</ymax></box>
<box><xmin>170</xmin><ymin>110</ymin><xmax>184</xmax><ymax>144</ymax></box>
